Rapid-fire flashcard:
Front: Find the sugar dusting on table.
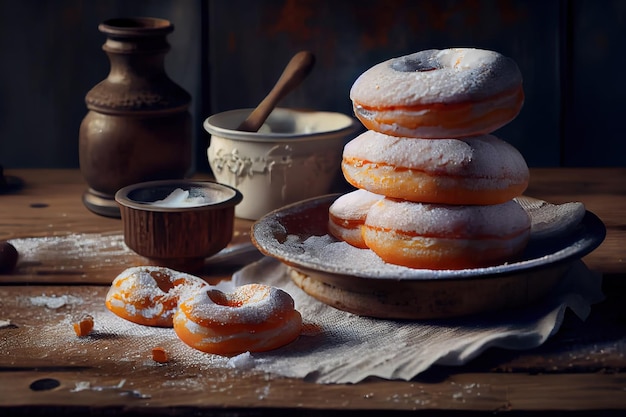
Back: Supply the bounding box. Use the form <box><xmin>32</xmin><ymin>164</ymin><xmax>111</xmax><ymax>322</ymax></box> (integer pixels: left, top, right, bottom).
<box><xmin>4</xmin><ymin>262</ymin><xmax>265</xmax><ymax>382</ymax></box>
<box><xmin>0</xmin><ymin>256</ymin><xmax>606</xmax><ymax>386</ymax></box>
<box><xmin>29</xmin><ymin>294</ymin><xmax>84</xmax><ymax>309</ymax></box>
<box><xmin>10</xmin><ymin>233</ymin><xmax>132</xmax><ymax>267</ymax></box>
<box><xmin>4</xmin><ymin>287</ymin><xmax>267</xmax><ymax>383</ymax></box>
<box><xmin>5</xmin><ymin>233</ymin><xmax>138</xmax><ymax>281</ymax></box>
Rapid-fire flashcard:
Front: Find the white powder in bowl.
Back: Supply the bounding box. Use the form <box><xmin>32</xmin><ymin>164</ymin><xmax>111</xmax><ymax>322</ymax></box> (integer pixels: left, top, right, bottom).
<box><xmin>151</xmin><ymin>188</ymin><xmax>210</xmax><ymax>207</ymax></box>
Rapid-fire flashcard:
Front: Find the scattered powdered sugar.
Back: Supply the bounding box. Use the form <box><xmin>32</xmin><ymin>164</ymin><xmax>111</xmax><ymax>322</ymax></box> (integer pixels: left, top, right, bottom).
<box><xmin>161</xmin><ymin>377</ymin><xmax>208</xmax><ymax>391</ymax></box>
<box><xmin>301</xmin><ymin>235</ymin><xmax>377</xmax><ymax>263</ymax></box>
<box><xmin>70</xmin><ymin>379</ymin><xmax>151</xmax><ymax>398</ymax></box>
<box><xmin>2</xmin><ymin>255</ymin><xmax>604</xmax><ymax>385</ymax></box>
<box><xmin>227</xmin><ymin>351</ymin><xmax>256</xmax><ymax>370</ymax></box>
<box><xmin>8</xmin><ymin>233</ymin><xmax>133</xmax><ymax>278</ymax></box>
<box><xmin>253</xmin><ymin>208</ymin><xmax>443</xmax><ymax>279</ymax></box>
<box><xmin>13</xmin><ymin>288</ymin><xmax>276</xmax><ymax>383</ymax></box>
<box><xmin>29</xmin><ymin>294</ymin><xmax>84</xmax><ymax>309</ymax></box>
<box><xmin>5</xmin><ymin>297</ymin><xmax>235</xmax><ymax>371</ymax></box>
<box><xmin>280</xmin><ymin>233</ymin><xmax>415</xmax><ymax>278</ymax></box>
<box><xmin>11</xmin><ymin>233</ymin><xmax>130</xmax><ymax>259</ymax></box>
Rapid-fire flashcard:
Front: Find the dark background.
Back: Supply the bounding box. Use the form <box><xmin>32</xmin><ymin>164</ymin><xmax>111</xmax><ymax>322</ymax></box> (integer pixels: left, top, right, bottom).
<box><xmin>1</xmin><ymin>0</ymin><xmax>624</xmax><ymax>175</ymax></box>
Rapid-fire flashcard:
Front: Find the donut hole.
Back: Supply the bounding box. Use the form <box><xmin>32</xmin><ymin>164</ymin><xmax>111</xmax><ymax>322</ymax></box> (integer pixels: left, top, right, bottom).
<box><xmin>390</xmin><ymin>51</ymin><xmax>442</xmax><ymax>73</ymax></box>
<box><xmin>206</xmin><ymin>289</ymin><xmax>245</xmax><ymax>308</ymax></box>
<box><xmin>151</xmin><ymin>271</ymin><xmax>176</xmax><ymax>293</ymax></box>
<box><xmin>205</xmin><ymin>285</ymin><xmax>272</xmax><ymax>309</ymax></box>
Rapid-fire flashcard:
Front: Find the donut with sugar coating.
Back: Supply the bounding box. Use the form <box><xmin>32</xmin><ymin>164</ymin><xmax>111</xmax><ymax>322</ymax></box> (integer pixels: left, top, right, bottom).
<box><xmin>328</xmin><ymin>189</ymin><xmax>384</xmax><ymax>248</ymax></box>
<box><xmin>173</xmin><ymin>284</ymin><xmax>302</xmax><ymax>356</ymax></box>
<box><xmin>341</xmin><ymin>131</ymin><xmax>529</xmax><ymax>205</ymax></box>
<box><xmin>362</xmin><ymin>198</ymin><xmax>531</xmax><ymax>270</ymax></box>
<box><xmin>350</xmin><ymin>48</ymin><xmax>524</xmax><ymax>138</ymax></box>
<box><xmin>105</xmin><ymin>266</ymin><xmax>208</xmax><ymax>327</ymax></box>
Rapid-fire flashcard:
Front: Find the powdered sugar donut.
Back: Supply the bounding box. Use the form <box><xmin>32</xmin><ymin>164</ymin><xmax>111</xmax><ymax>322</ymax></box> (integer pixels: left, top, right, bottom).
<box><xmin>362</xmin><ymin>198</ymin><xmax>531</xmax><ymax>270</ymax></box>
<box><xmin>105</xmin><ymin>266</ymin><xmax>208</xmax><ymax>327</ymax></box>
<box><xmin>173</xmin><ymin>284</ymin><xmax>302</xmax><ymax>355</ymax></box>
<box><xmin>350</xmin><ymin>48</ymin><xmax>524</xmax><ymax>138</ymax></box>
<box><xmin>328</xmin><ymin>189</ymin><xmax>384</xmax><ymax>248</ymax></box>
<box><xmin>342</xmin><ymin>131</ymin><xmax>528</xmax><ymax>205</ymax></box>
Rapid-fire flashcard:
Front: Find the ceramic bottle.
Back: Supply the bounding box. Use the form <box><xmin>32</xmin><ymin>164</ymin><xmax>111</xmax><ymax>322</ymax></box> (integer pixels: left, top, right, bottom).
<box><xmin>79</xmin><ymin>17</ymin><xmax>192</xmax><ymax>217</ymax></box>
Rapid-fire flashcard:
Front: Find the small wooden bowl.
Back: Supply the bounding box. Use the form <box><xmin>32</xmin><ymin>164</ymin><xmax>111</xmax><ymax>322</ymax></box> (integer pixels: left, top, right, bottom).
<box><xmin>115</xmin><ymin>180</ymin><xmax>243</xmax><ymax>272</ymax></box>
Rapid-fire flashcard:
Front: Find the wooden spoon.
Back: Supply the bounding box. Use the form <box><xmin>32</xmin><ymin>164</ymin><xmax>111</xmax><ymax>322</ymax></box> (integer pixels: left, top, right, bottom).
<box><xmin>237</xmin><ymin>51</ymin><xmax>316</xmax><ymax>132</ymax></box>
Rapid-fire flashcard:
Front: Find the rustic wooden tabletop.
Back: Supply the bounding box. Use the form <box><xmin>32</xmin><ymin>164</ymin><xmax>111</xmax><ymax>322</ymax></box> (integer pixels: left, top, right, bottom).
<box><xmin>1</xmin><ymin>168</ymin><xmax>625</xmax><ymax>416</ymax></box>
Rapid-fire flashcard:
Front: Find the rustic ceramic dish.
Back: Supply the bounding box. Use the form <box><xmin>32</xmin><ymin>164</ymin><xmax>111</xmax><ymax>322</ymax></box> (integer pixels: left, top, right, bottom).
<box><xmin>204</xmin><ymin>107</ymin><xmax>360</xmax><ymax>220</ymax></box>
<box><xmin>116</xmin><ymin>180</ymin><xmax>242</xmax><ymax>272</ymax></box>
<box><xmin>251</xmin><ymin>194</ymin><xmax>606</xmax><ymax>319</ymax></box>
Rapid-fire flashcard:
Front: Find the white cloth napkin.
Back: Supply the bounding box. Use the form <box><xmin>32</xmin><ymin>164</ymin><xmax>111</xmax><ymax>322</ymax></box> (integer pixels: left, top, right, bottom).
<box><xmin>230</xmin><ymin>256</ymin><xmax>603</xmax><ymax>384</ymax></box>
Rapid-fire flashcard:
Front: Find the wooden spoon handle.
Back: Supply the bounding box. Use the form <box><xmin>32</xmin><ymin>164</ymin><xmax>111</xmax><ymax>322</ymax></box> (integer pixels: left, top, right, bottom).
<box><xmin>237</xmin><ymin>51</ymin><xmax>316</xmax><ymax>132</ymax></box>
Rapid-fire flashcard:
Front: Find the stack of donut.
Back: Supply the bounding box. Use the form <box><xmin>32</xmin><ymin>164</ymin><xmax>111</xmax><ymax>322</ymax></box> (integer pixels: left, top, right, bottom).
<box><xmin>329</xmin><ymin>48</ymin><xmax>531</xmax><ymax>270</ymax></box>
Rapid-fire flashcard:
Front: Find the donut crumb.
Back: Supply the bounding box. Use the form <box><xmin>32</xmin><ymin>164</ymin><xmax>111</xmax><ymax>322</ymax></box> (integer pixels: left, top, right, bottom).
<box><xmin>151</xmin><ymin>346</ymin><xmax>169</xmax><ymax>363</ymax></box>
<box><xmin>72</xmin><ymin>314</ymin><xmax>94</xmax><ymax>337</ymax></box>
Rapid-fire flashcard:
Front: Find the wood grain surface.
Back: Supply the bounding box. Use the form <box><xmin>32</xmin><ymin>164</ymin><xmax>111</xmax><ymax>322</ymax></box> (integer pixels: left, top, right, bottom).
<box><xmin>1</xmin><ymin>169</ymin><xmax>625</xmax><ymax>416</ymax></box>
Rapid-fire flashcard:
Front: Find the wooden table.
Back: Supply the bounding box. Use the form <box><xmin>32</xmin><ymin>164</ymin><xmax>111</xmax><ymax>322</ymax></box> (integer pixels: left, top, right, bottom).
<box><xmin>1</xmin><ymin>168</ymin><xmax>625</xmax><ymax>416</ymax></box>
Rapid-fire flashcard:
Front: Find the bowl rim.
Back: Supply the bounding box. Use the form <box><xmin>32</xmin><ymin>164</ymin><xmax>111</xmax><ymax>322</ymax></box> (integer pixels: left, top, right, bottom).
<box><xmin>115</xmin><ymin>179</ymin><xmax>243</xmax><ymax>212</ymax></box>
<box><xmin>203</xmin><ymin>108</ymin><xmax>361</xmax><ymax>142</ymax></box>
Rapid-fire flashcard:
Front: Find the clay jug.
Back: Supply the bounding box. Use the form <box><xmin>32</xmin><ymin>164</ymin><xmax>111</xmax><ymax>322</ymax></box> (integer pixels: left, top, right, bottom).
<box><xmin>79</xmin><ymin>17</ymin><xmax>192</xmax><ymax>217</ymax></box>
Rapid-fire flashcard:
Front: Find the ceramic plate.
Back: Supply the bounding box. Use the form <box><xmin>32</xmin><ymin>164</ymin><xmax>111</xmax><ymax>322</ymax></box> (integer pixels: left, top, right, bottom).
<box><xmin>251</xmin><ymin>194</ymin><xmax>606</xmax><ymax>281</ymax></box>
<box><xmin>251</xmin><ymin>194</ymin><xmax>606</xmax><ymax>318</ymax></box>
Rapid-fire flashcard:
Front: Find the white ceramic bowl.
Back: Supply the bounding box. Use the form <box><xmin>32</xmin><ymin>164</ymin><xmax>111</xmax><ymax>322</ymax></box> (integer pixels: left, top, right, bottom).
<box><xmin>204</xmin><ymin>108</ymin><xmax>360</xmax><ymax>220</ymax></box>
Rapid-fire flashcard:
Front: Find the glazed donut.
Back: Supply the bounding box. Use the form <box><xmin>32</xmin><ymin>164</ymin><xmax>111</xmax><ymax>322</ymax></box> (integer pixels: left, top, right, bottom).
<box><xmin>173</xmin><ymin>284</ymin><xmax>302</xmax><ymax>356</ymax></box>
<box><xmin>342</xmin><ymin>131</ymin><xmax>529</xmax><ymax>205</ymax></box>
<box><xmin>328</xmin><ymin>189</ymin><xmax>384</xmax><ymax>248</ymax></box>
<box><xmin>105</xmin><ymin>266</ymin><xmax>208</xmax><ymax>327</ymax></box>
<box><xmin>362</xmin><ymin>198</ymin><xmax>531</xmax><ymax>270</ymax></box>
<box><xmin>350</xmin><ymin>48</ymin><xmax>524</xmax><ymax>138</ymax></box>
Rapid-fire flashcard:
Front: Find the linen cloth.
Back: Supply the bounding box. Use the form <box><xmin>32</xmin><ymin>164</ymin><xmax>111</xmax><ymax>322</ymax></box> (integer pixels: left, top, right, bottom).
<box><xmin>229</xmin><ymin>256</ymin><xmax>603</xmax><ymax>384</ymax></box>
